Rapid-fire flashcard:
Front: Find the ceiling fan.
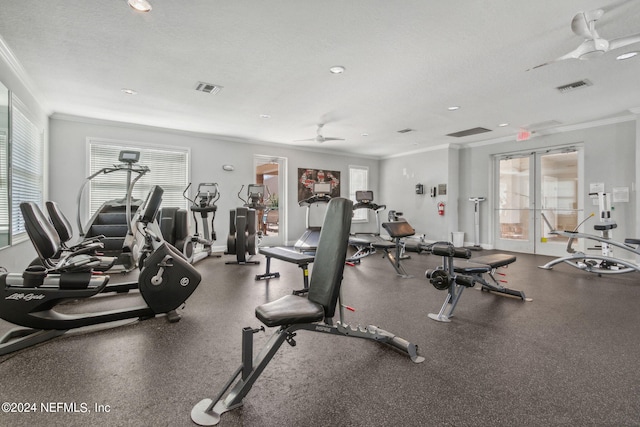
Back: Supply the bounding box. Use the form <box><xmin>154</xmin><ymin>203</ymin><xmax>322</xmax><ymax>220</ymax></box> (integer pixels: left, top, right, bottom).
<box><xmin>531</xmin><ymin>7</ymin><xmax>640</xmax><ymax>70</ymax></box>
<box><xmin>295</xmin><ymin>123</ymin><xmax>345</xmax><ymax>143</ymax></box>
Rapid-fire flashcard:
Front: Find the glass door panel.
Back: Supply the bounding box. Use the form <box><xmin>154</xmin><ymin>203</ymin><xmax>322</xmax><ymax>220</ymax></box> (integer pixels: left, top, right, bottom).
<box><xmin>254</xmin><ymin>156</ymin><xmax>287</xmax><ymax>246</ymax></box>
<box><xmin>496</xmin><ymin>156</ymin><xmax>534</xmax><ymax>252</ymax></box>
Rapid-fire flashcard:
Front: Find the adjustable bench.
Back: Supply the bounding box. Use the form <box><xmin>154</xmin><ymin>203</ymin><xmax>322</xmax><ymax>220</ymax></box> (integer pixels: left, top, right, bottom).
<box><xmin>192</xmin><ymin>198</ymin><xmax>424</xmax><ymax>426</ymax></box>
<box><xmin>426</xmin><ymin>244</ymin><xmax>530</xmax><ymax>323</ymax></box>
<box><xmin>378</xmin><ymin>221</ymin><xmax>416</xmax><ymax>278</ymax></box>
<box><xmin>256</xmin><ymin>246</ymin><xmax>314</xmax><ymax>290</ymax></box>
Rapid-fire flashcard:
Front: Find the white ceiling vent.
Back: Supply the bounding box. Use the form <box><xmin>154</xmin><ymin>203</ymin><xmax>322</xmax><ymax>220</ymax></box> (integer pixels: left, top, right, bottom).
<box><xmin>195</xmin><ymin>82</ymin><xmax>223</xmax><ymax>94</ymax></box>
<box><xmin>556</xmin><ymin>79</ymin><xmax>592</xmax><ymax>93</ymax></box>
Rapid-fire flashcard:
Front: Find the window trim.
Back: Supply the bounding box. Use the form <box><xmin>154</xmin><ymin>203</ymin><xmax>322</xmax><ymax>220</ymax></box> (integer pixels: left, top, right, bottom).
<box><xmin>349</xmin><ymin>165</ymin><xmax>369</xmax><ymax>223</ymax></box>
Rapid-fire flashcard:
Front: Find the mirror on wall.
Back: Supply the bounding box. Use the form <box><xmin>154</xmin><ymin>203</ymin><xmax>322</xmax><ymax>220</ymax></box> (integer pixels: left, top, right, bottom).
<box><xmin>0</xmin><ymin>81</ymin><xmax>9</xmax><ymax>249</ymax></box>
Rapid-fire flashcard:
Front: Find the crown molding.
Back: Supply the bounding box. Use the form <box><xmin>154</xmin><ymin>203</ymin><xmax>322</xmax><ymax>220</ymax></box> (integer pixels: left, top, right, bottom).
<box><xmin>0</xmin><ymin>34</ymin><xmax>50</xmax><ymax>115</ymax></box>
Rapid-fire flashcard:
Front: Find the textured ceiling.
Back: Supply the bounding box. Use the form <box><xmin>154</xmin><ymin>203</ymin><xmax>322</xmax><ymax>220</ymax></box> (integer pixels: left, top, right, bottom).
<box><xmin>1</xmin><ymin>0</ymin><xmax>639</xmax><ymax>158</ymax></box>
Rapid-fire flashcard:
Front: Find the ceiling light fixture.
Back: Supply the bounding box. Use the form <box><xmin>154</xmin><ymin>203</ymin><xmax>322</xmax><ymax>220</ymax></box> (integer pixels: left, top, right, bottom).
<box><xmin>260</xmin><ymin>114</ymin><xmax>271</xmax><ymax>119</ymax></box>
<box><xmin>329</xmin><ymin>66</ymin><xmax>345</xmax><ymax>74</ymax></box>
<box><xmin>498</xmin><ymin>123</ymin><xmax>509</xmax><ymax>127</ymax></box>
<box><xmin>121</xmin><ymin>88</ymin><xmax>138</xmax><ymax>95</ymax></box>
<box><xmin>361</xmin><ymin>133</ymin><xmax>369</xmax><ymax>137</ymax></box>
<box><xmin>128</xmin><ymin>0</ymin><xmax>152</xmax><ymax>12</ymax></box>
<box><xmin>448</xmin><ymin>106</ymin><xmax>460</xmax><ymax>111</ymax></box>
<box><xmin>616</xmin><ymin>51</ymin><xmax>638</xmax><ymax>60</ymax></box>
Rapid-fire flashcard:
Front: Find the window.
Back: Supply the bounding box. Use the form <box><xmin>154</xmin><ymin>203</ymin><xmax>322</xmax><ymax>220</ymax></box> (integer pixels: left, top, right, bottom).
<box><xmin>10</xmin><ymin>97</ymin><xmax>44</xmax><ymax>242</ymax></box>
<box><xmin>349</xmin><ymin>165</ymin><xmax>369</xmax><ymax>222</ymax></box>
<box><xmin>88</xmin><ymin>140</ymin><xmax>189</xmax><ymax>218</ymax></box>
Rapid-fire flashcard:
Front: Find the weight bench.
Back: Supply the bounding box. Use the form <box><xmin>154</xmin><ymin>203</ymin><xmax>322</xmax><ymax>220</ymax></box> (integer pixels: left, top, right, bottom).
<box><xmin>378</xmin><ymin>221</ymin><xmax>416</xmax><ymax>278</ymax></box>
<box><xmin>426</xmin><ymin>244</ymin><xmax>530</xmax><ymax>323</ymax></box>
<box><xmin>256</xmin><ymin>246</ymin><xmax>314</xmax><ymax>291</ymax></box>
<box><xmin>191</xmin><ymin>198</ymin><xmax>424</xmax><ymax>426</ymax></box>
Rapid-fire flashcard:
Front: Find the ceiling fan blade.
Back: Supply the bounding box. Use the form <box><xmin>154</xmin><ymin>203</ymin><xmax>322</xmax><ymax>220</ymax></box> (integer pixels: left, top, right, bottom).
<box><xmin>322</xmin><ymin>137</ymin><xmax>345</xmax><ymax>141</ymax></box>
<box><xmin>294</xmin><ymin>138</ymin><xmax>318</xmax><ymax>142</ymax></box>
<box><xmin>609</xmin><ymin>33</ymin><xmax>640</xmax><ymax>50</ymax></box>
<box><xmin>528</xmin><ymin>45</ymin><xmax>583</xmax><ymax>70</ymax></box>
<box><xmin>571</xmin><ymin>12</ymin><xmax>592</xmax><ymax>38</ymax></box>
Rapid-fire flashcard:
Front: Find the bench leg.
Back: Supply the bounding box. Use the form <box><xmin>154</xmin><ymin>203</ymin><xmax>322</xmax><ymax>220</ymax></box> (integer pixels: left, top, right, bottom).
<box><xmin>255</xmin><ymin>256</ymin><xmax>280</xmax><ymax>281</ymax></box>
<box><xmin>383</xmin><ymin>247</ymin><xmax>411</xmax><ymax>278</ymax></box>
<box><xmin>428</xmin><ymin>284</ymin><xmax>465</xmax><ymax>322</ymax></box>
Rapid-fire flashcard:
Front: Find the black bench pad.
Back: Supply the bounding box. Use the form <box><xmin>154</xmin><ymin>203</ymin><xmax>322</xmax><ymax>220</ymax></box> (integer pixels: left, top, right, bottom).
<box><xmin>259</xmin><ymin>247</ymin><xmax>314</xmax><ymax>265</ymax></box>
<box><xmin>371</xmin><ymin>240</ymin><xmax>396</xmax><ymax>249</ymax></box>
<box><xmin>382</xmin><ymin>221</ymin><xmax>415</xmax><ymax>238</ymax></box>
<box><xmin>454</xmin><ymin>261</ymin><xmax>491</xmax><ymax>274</ymax></box>
<box><xmin>469</xmin><ymin>254</ymin><xmax>516</xmax><ymax>269</ymax></box>
<box><xmin>255</xmin><ymin>294</ymin><xmax>324</xmax><ymax>327</ymax></box>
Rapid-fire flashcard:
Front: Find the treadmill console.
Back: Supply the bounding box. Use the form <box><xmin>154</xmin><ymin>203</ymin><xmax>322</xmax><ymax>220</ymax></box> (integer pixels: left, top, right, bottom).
<box><xmin>119</xmin><ymin>150</ymin><xmax>140</xmax><ymax>164</ymax></box>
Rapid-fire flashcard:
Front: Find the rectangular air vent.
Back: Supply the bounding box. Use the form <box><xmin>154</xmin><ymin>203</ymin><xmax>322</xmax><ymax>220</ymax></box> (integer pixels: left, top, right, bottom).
<box><xmin>195</xmin><ymin>81</ymin><xmax>223</xmax><ymax>94</ymax></box>
<box><xmin>446</xmin><ymin>127</ymin><xmax>492</xmax><ymax>138</ymax></box>
<box><xmin>397</xmin><ymin>128</ymin><xmax>414</xmax><ymax>134</ymax></box>
<box><xmin>556</xmin><ymin>79</ymin><xmax>592</xmax><ymax>93</ymax></box>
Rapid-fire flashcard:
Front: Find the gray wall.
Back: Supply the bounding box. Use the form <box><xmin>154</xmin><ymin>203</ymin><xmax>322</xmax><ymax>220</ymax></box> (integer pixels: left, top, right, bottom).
<box><xmin>379</xmin><ymin>145</ymin><xmax>460</xmax><ymax>242</ymax></box>
<box><xmin>377</xmin><ymin>118</ymin><xmax>637</xmax><ymax>250</ymax></box>
<box><xmin>458</xmin><ymin>119</ymin><xmax>636</xmax><ymax>248</ymax></box>
<box><xmin>48</xmin><ymin>116</ymin><xmax>380</xmax><ymax>252</ymax></box>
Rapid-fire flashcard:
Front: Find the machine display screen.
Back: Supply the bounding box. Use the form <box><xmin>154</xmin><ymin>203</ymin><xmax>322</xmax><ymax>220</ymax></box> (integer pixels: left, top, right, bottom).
<box><xmin>119</xmin><ymin>150</ymin><xmax>140</xmax><ymax>163</ymax></box>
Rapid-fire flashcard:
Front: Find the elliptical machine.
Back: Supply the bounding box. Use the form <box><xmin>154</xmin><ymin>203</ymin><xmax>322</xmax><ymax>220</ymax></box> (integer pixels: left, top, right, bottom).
<box><xmin>0</xmin><ymin>186</ymin><xmax>201</xmax><ymax>355</ymax></box>
<box><xmin>225</xmin><ymin>184</ymin><xmax>266</xmax><ymax>265</ymax></box>
<box><xmin>181</xmin><ymin>182</ymin><xmax>220</xmax><ymax>264</ymax></box>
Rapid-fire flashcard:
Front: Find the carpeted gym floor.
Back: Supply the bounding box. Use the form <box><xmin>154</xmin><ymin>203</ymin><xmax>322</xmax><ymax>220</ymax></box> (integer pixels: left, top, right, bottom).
<box><xmin>1</xmin><ymin>248</ymin><xmax>639</xmax><ymax>426</ymax></box>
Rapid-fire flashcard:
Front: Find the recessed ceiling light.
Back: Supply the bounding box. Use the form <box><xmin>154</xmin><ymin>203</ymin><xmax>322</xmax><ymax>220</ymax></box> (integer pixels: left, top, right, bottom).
<box><xmin>128</xmin><ymin>0</ymin><xmax>152</xmax><ymax>12</ymax></box>
<box><xmin>616</xmin><ymin>51</ymin><xmax>638</xmax><ymax>60</ymax></box>
<box><xmin>329</xmin><ymin>66</ymin><xmax>345</xmax><ymax>74</ymax></box>
<box><xmin>448</xmin><ymin>106</ymin><xmax>460</xmax><ymax>111</ymax></box>
<box><xmin>498</xmin><ymin>123</ymin><xmax>509</xmax><ymax>127</ymax></box>
<box><xmin>121</xmin><ymin>88</ymin><xmax>138</xmax><ymax>95</ymax></box>
<box><xmin>260</xmin><ymin>114</ymin><xmax>271</xmax><ymax>119</ymax></box>
<box><xmin>361</xmin><ymin>133</ymin><xmax>369</xmax><ymax>137</ymax></box>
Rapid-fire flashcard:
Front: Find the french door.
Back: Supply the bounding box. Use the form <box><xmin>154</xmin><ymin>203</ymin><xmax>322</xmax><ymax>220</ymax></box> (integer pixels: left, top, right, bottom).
<box><xmin>494</xmin><ymin>147</ymin><xmax>583</xmax><ymax>256</ymax></box>
<box><xmin>254</xmin><ymin>155</ymin><xmax>287</xmax><ymax>246</ymax></box>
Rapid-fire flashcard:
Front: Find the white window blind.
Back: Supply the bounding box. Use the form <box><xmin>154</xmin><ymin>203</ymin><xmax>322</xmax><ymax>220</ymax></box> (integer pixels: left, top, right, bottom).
<box><xmin>349</xmin><ymin>165</ymin><xmax>369</xmax><ymax>222</ymax></box>
<box><xmin>0</xmin><ymin>130</ymin><xmax>8</xmax><ymax>235</ymax></box>
<box><xmin>88</xmin><ymin>142</ymin><xmax>189</xmax><ymax>216</ymax></box>
<box><xmin>11</xmin><ymin>105</ymin><xmax>44</xmax><ymax>239</ymax></box>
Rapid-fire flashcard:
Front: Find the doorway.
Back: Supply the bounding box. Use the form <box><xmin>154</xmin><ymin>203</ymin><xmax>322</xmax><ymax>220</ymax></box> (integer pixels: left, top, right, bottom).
<box><xmin>494</xmin><ymin>147</ymin><xmax>583</xmax><ymax>256</ymax></box>
<box><xmin>254</xmin><ymin>155</ymin><xmax>287</xmax><ymax>246</ymax></box>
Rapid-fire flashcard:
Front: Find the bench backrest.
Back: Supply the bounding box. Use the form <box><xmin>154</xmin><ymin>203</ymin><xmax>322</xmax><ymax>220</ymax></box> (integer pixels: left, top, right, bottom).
<box><xmin>307</xmin><ymin>197</ymin><xmax>353</xmax><ymax>319</ymax></box>
<box><xmin>46</xmin><ymin>201</ymin><xmax>74</xmax><ymax>243</ymax></box>
<box><xmin>20</xmin><ymin>202</ymin><xmax>62</xmax><ymax>260</ymax></box>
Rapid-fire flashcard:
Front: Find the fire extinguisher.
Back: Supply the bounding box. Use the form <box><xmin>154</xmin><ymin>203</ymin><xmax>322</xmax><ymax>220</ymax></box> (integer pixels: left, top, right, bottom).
<box><xmin>438</xmin><ymin>202</ymin><xmax>445</xmax><ymax>216</ymax></box>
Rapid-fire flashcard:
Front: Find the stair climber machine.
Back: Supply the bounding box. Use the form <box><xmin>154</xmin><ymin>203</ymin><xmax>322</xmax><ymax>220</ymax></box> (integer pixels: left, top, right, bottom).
<box><xmin>294</xmin><ymin>182</ymin><xmax>332</xmax><ymax>253</ymax></box>
<box><xmin>225</xmin><ymin>184</ymin><xmax>266</xmax><ymax>265</ymax></box>
<box><xmin>180</xmin><ymin>182</ymin><xmax>221</xmax><ymax>263</ymax></box>
<box><xmin>75</xmin><ymin>150</ymin><xmax>150</xmax><ymax>273</ymax></box>
<box><xmin>0</xmin><ymin>186</ymin><xmax>201</xmax><ymax>355</ymax></box>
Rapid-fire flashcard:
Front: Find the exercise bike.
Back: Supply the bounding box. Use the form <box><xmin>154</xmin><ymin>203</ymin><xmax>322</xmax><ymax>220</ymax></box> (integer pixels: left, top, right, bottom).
<box><xmin>182</xmin><ymin>182</ymin><xmax>220</xmax><ymax>264</ymax></box>
<box><xmin>0</xmin><ymin>186</ymin><xmax>202</xmax><ymax>355</ymax></box>
<box><xmin>225</xmin><ymin>184</ymin><xmax>266</xmax><ymax>265</ymax></box>
<box><xmin>539</xmin><ymin>192</ymin><xmax>640</xmax><ymax>275</ymax></box>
